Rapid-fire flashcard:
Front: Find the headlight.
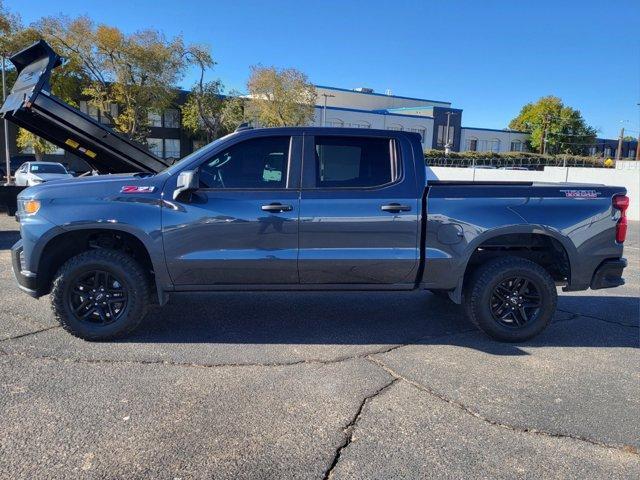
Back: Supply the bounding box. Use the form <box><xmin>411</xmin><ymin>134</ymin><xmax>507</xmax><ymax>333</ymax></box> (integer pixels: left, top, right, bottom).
<box><xmin>20</xmin><ymin>199</ymin><xmax>41</xmax><ymax>215</ymax></box>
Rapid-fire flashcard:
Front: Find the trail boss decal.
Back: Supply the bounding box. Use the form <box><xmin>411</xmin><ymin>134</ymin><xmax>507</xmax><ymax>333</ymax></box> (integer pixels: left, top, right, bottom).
<box><xmin>560</xmin><ymin>189</ymin><xmax>601</xmax><ymax>199</ymax></box>
<box><xmin>121</xmin><ymin>185</ymin><xmax>156</xmax><ymax>193</ymax></box>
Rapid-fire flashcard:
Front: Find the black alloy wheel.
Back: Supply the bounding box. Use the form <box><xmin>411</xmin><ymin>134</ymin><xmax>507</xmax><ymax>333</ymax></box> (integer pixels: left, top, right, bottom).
<box><xmin>489</xmin><ymin>276</ymin><xmax>542</xmax><ymax>328</ymax></box>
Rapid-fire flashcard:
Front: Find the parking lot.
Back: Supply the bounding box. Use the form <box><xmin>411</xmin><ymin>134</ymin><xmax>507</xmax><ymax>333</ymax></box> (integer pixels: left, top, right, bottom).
<box><xmin>0</xmin><ymin>213</ymin><xmax>638</xmax><ymax>479</ymax></box>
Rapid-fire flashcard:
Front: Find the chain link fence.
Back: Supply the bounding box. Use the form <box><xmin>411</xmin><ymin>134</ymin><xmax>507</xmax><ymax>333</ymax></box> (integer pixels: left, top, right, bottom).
<box><xmin>424</xmin><ymin>156</ymin><xmax>625</xmax><ymax>170</ymax></box>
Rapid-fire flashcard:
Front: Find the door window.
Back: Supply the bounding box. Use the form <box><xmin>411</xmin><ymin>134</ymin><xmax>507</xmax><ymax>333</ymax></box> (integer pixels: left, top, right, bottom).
<box><xmin>314</xmin><ymin>136</ymin><xmax>396</xmax><ymax>188</ymax></box>
<box><xmin>199</xmin><ymin>136</ymin><xmax>290</xmax><ymax>189</ymax></box>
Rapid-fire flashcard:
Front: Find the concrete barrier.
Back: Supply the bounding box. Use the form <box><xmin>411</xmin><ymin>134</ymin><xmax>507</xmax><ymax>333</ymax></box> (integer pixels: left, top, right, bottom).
<box><xmin>430</xmin><ymin>163</ymin><xmax>640</xmax><ymax>220</ymax></box>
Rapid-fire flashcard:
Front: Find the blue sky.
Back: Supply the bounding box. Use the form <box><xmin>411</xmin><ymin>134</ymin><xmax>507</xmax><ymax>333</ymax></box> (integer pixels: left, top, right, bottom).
<box><xmin>7</xmin><ymin>0</ymin><xmax>640</xmax><ymax>138</ymax></box>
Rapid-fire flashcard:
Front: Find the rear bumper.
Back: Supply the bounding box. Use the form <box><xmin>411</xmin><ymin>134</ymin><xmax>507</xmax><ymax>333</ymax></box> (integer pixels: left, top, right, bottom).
<box><xmin>590</xmin><ymin>258</ymin><xmax>627</xmax><ymax>290</ymax></box>
<box><xmin>11</xmin><ymin>240</ymin><xmax>39</xmax><ymax>297</ymax></box>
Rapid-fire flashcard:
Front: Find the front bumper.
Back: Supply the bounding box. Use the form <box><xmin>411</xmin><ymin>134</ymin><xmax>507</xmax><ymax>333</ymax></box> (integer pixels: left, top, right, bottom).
<box><xmin>590</xmin><ymin>258</ymin><xmax>627</xmax><ymax>290</ymax></box>
<box><xmin>11</xmin><ymin>240</ymin><xmax>39</xmax><ymax>297</ymax></box>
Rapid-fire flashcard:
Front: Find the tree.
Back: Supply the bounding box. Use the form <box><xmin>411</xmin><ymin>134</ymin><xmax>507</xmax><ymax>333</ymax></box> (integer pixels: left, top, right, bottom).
<box><xmin>36</xmin><ymin>15</ymin><xmax>213</xmax><ymax>143</ymax></box>
<box><xmin>16</xmin><ymin>129</ymin><xmax>58</xmax><ymax>160</ymax></box>
<box><xmin>246</xmin><ymin>66</ymin><xmax>316</xmax><ymax>127</ymax></box>
<box><xmin>509</xmin><ymin>96</ymin><xmax>596</xmax><ymax>155</ymax></box>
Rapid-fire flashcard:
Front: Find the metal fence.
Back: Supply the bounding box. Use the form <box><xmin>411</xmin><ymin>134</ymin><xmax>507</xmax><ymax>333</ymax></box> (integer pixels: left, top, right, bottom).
<box><xmin>424</xmin><ymin>156</ymin><xmax>629</xmax><ymax>170</ymax></box>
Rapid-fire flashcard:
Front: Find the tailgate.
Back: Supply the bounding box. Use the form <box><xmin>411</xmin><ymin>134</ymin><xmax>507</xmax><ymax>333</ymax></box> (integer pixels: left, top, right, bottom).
<box><xmin>0</xmin><ymin>40</ymin><xmax>171</xmax><ymax>174</ymax></box>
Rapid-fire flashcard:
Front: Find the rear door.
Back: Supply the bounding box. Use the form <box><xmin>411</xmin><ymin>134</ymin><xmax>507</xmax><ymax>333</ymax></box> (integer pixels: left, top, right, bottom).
<box><xmin>162</xmin><ymin>135</ymin><xmax>302</xmax><ymax>286</ymax></box>
<box><xmin>298</xmin><ymin>133</ymin><xmax>420</xmax><ymax>285</ymax></box>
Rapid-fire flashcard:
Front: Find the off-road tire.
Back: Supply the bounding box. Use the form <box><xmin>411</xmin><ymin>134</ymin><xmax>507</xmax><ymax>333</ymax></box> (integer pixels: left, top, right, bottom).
<box><xmin>463</xmin><ymin>256</ymin><xmax>557</xmax><ymax>342</ymax></box>
<box><xmin>51</xmin><ymin>249</ymin><xmax>150</xmax><ymax>340</ymax></box>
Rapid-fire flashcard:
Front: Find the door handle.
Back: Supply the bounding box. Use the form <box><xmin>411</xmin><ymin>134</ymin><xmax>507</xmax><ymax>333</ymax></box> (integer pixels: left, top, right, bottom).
<box><xmin>380</xmin><ymin>203</ymin><xmax>411</xmax><ymax>213</ymax></box>
<box><xmin>261</xmin><ymin>203</ymin><xmax>293</xmax><ymax>213</ymax></box>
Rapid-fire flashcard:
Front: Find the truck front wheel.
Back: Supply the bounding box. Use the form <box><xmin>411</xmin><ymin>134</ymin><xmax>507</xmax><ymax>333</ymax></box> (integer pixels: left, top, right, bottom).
<box><xmin>463</xmin><ymin>257</ymin><xmax>557</xmax><ymax>342</ymax></box>
<box><xmin>51</xmin><ymin>249</ymin><xmax>150</xmax><ymax>341</ymax></box>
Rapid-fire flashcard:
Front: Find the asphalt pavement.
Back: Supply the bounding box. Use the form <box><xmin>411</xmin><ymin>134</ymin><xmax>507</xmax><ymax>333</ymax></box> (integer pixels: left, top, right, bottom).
<box><xmin>0</xmin><ymin>213</ymin><xmax>638</xmax><ymax>479</ymax></box>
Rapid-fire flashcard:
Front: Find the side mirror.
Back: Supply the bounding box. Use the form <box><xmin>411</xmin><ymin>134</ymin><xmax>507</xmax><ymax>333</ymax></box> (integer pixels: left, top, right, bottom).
<box><xmin>173</xmin><ymin>170</ymin><xmax>199</xmax><ymax>201</ymax></box>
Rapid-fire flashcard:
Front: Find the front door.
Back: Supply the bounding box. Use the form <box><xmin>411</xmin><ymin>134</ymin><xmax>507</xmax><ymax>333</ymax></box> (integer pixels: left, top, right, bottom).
<box><xmin>162</xmin><ymin>135</ymin><xmax>301</xmax><ymax>286</ymax></box>
<box><xmin>299</xmin><ymin>134</ymin><xmax>420</xmax><ymax>285</ymax></box>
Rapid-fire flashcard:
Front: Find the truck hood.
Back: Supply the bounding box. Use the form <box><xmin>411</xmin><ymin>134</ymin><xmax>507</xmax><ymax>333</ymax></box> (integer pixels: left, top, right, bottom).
<box><xmin>18</xmin><ymin>173</ymin><xmax>164</xmax><ymax>200</ymax></box>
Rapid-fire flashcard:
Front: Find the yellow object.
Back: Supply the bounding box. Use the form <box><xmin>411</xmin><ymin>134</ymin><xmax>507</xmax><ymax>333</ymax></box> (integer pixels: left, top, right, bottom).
<box><xmin>84</xmin><ymin>149</ymin><xmax>97</xmax><ymax>158</ymax></box>
<box><xmin>23</xmin><ymin>199</ymin><xmax>40</xmax><ymax>215</ymax></box>
<box><xmin>64</xmin><ymin>138</ymin><xmax>80</xmax><ymax>148</ymax></box>
<box><xmin>604</xmin><ymin>158</ymin><xmax>614</xmax><ymax>168</ymax></box>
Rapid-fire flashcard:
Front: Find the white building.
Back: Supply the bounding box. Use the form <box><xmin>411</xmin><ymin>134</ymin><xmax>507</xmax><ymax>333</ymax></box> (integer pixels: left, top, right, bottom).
<box><xmin>459</xmin><ymin>127</ymin><xmax>529</xmax><ymax>153</ymax></box>
<box><xmin>308</xmin><ymin>85</ymin><xmax>529</xmax><ymax>153</ymax></box>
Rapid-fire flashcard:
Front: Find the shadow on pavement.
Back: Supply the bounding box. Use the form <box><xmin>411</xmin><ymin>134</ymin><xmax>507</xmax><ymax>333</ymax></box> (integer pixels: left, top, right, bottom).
<box><xmin>0</xmin><ymin>230</ymin><xmax>19</xmax><ymax>250</ymax></box>
<box><xmin>120</xmin><ymin>292</ymin><xmax>639</xmax><ymax>355</ymax></box>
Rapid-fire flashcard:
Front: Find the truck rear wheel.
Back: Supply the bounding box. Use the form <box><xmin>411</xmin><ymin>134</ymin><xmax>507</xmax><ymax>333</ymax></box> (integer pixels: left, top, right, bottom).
<box><xmin>51</xmin><ymin>249</ymin><xmax>150</xmax><ymax>341</ymax></box>
<box><xmin>463</xmin><ymin>257</ymin><xmax>557</xmax><ymax>342</ymax></box>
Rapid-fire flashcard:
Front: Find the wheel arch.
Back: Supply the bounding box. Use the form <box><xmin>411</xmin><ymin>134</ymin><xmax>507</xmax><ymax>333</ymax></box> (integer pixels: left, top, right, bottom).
<box><xmin>449</xmin><ymin>224</ymin><xmax>576</xmax><ymax>303</ymax></box>
<box><xmin>35</xmin><ymin>225</ymin><xmax>169</xmax><ymax>303</ymax></box>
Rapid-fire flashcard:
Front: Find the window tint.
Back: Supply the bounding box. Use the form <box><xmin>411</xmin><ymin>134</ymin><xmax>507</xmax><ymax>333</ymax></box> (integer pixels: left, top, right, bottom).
<box><xmin>314</xmin><ymin>136</ymin><xmax>396</xmax><ymax>188</ymax></box>
<box><xmin>199</xmin><ymin>136</ymin><xmax>290</xmax><ymax>189</ymax></box>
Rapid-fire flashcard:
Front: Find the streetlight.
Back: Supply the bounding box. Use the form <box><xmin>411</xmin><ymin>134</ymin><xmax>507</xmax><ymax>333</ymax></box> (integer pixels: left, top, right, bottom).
<box><xmin>444</xmin><ymin>111</ymin><xmax>457</xmax><ymax>155</ymax></box>
<box><xmin>2</xmin><ymin>54</ymin><xmax>12</xmax><ymax>186</ymax></box>
<box><xmin>321</xmin><ymin>93</ymin><xmax>335</xmax><ymax>127</ymax></box>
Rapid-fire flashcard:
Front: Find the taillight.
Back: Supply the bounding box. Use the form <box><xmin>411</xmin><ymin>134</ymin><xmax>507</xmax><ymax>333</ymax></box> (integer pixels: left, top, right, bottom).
<box><xmin>613</xmin><ymin>194</ymin><xmax>629</xmax><ymax>243</ymax></box>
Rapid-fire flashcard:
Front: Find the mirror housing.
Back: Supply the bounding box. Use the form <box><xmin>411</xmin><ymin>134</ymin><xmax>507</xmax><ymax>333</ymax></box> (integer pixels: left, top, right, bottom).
<box><xmin>173</xmin><ymin>170</ymin><xmax>199</xmax><ymax>201</ymax></box>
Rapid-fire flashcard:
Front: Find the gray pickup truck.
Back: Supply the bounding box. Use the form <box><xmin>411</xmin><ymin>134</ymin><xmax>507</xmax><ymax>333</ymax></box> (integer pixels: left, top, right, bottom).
<box><xmin>4</xmin><ymin>41</ymin><xmax>630</xmax><ymax>342</ymax></box>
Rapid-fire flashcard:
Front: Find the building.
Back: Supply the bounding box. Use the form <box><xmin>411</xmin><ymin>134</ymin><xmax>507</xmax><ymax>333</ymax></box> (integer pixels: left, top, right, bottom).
<box><xmin>2</xmin><ymin>84</ymin><xmax>637</xmax><ymax>172</ymax></box>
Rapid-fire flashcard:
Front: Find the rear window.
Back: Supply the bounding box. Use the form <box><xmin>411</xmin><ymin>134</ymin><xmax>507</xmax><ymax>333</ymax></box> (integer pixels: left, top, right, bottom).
<box><xmin>30</xmin><ymin>163</ymin><xmax>67</xmax><ymax>174</ymax></box>
<box><xmin>314</xmin><ymin>136</ymin><xmax>397</xmax><ymax>188</ymax></box>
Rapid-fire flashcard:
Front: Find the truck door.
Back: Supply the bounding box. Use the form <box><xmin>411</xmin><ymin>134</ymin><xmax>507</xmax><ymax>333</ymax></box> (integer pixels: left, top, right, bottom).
<box><xmin>162</xmin><ymin>135</ymin><xmax>301</xmax><ymax>286</ymax></box>
<box><xmin>299</xmin><ymin>134</ymin><xmax>420</xmax><ymax>285</ymax></box>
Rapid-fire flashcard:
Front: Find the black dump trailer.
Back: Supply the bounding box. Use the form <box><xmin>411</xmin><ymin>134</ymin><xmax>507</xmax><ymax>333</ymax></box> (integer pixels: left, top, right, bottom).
<box><xmin>0</xmin><ymin>40</ymin><xmax>172</xmax><ymax>214</ymax></box>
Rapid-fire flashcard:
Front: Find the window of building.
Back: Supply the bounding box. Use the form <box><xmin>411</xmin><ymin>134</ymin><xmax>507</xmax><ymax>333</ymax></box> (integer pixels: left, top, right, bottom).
<box><xmin>164</xmin><ymin>139</ymin><xmax>181</xmax><ymax>160</ymax></box>
<box><xmin>198</xmin><ymin>136</ymin><xmax>290</xmax><ymax>189</ymax></box>
<box><xmin>314</xmin><ymin>136</ymin><xmax>396</xmax><ymax>188</ymax></box>
<box><xmin>604</xmin><ymin>147</ymin><xmax>612</xmax><ymax>157</ymax></box>
<box><xmin>628</xmin><ymin>148</ymin><xmax>636</xmax><ymax>158</ymax></box>
<box><xmin>164</xmin><ymin>109</ymin><xmax>180</xmax><ymax>128</ymax></box>
<box><xmin>467</xmin><ymin>138</ymin><xmax>478</xmax><ymax>151</ymax></box>
<box><xmin>588</xmin><ymin>146</ymin><xmax>597</xmax><ymax>156</ymax></box>
<box><xmin>510</xmin><ymin>140</ymin><xmax>522</xmax><ymax>152</ymax></box>
<box><xmin>147</xmin><ymin>138</ymin><xmax>163</xmax><ymax>157</ymax></box>
<box><xmin>490</xmin><ymin>139</ymin><xmax>501</xmax><ymax>153</ymax></box>
<box><xmin>436</xmin><ymin>125</ymin><xmax>455</xmax><ymax>147</ymax></box>
<box><xmin>148</xmin><ymin>112</ymin><xmax>162</xmax><ymax>127</ymax></box>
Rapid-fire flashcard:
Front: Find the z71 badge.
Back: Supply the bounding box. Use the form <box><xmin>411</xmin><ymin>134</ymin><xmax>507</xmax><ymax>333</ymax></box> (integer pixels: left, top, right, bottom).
<box><xmin>121</xmin><ymin>185</ymin><xmax>156</xmax><ymax>193</ymax></box>
<box><xmin>560</xmin><ymin>189</ymin><xmax>601</xmax><ymax>198</ymax></box>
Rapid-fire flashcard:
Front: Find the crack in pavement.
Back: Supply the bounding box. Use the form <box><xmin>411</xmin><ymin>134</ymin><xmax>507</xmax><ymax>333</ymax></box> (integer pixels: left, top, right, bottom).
<box><xmin>0</xmin><ymin>329</ymin><xmax>476</xmax><ymax>370</ymax></box>
<box><xmin>322</xmin><ymin>378</ymin><xmax>398</xmax><ymax>480</ymax></box>
<box><xmin>0</xmin><ymin>325</ymin><xmax>60</xmax><ymax>343</ymax></box>
<box><xmin>365</xmin><ymin>355</ymin><xmax>639</xmax><ymax>456</ymax></box>
<box><xmin>557</xmin><ymin>308</ymin><xmax>639</xmax><ymax>329</ymax></box>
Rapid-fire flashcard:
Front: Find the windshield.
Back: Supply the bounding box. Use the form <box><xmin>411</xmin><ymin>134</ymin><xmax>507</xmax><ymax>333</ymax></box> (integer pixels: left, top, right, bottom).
<box><xmin>160</xmin><ymin>134</ymin><xmax>234</xmax><ymax>176</ymax></box>
<box><xmin>30</xmin><ymin>163</ymin><xmax>68</xmax><ymax>174</ymax></box>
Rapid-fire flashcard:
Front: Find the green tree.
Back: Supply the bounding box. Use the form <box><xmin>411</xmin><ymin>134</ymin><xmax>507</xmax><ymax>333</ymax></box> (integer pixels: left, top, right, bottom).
<box><xmin>509</xmin><ymin>96</ymin><xmax>596</xmax><ymax>155</ymax></box>
<box><xmin>246</xmin><ymin>66</ymin><xmax>316</xmax><ymax>127</ymax></box>
<box><xmin>16</xmin><ymin>129</ymin><xmax>58</xmax><ymax>160</ymax></box>
<box><xmin>36</xmin><ymin>15</ymin><xmax>213</xmax><ymax>143</ymax></box>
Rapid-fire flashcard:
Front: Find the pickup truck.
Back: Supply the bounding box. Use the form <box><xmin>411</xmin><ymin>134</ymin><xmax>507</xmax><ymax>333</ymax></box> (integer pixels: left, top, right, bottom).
<box><xmin>4</xmin><ymin>42</ymin><xmax>630</xmax><ymax>342</ymax></box>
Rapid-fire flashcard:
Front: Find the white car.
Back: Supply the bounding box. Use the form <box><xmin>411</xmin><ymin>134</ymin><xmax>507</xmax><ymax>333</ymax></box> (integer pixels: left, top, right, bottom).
<box><xmin>15</xmin><ymin>162</ymin><xmax>73</xmax><ymax>186</ymax></box>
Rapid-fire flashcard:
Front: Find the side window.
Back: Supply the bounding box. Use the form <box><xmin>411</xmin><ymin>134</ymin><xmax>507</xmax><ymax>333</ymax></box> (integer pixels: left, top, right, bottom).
<box><xmin>199</xmin><ymin>136</ymin><xmax>290</xmax><ymax>189</ymax></box>
<box><xmin>314</xmin><ymin>136</ymin><xmax>396</xmax><ymax>188</ymax></box>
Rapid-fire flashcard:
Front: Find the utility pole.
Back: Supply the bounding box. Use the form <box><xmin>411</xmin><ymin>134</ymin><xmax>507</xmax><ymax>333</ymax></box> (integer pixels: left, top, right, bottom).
<box><xmin>321</xmin><ymin>93</ymin><xmax>335</xmax><ymax>127</ymax></box>
<box><xmin>2</xmin><ymin>55</ymin><xmax>12</xmax><ymax>186</ymax></box>
<box><xmin>616</xmin><ymin>127</ymin><xmax>624</xmax><ymax>161</ymax></box>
